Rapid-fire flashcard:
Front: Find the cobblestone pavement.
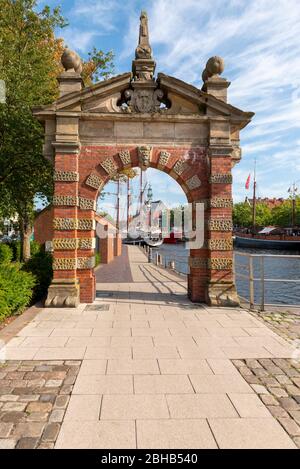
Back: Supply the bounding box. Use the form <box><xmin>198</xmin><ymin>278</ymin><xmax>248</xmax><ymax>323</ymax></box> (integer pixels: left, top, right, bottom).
<box><xmin>0</xmin><ymin>360</ymin><xmax>81</xmax><ymax>449</ymax></box>
<box><xmin>250</xmin><ymin>309</ymin><xmax>300</xmax><ymax>343</ymax></box>
<box><xmin>232</xmin><ymin>358</ymin><xmax>300</xmax><ymax>448</ymax></box>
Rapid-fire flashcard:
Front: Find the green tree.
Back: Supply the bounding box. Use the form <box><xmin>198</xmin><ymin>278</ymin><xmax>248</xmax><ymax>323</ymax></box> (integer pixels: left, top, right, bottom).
<box><xmin>233</xmin><ymin>202</ymin><xmax>272</xmax><ymax>228</ymax></box>
<box><xmin>255</xmin><ymin>203</ymin><xmax>272</xmax><ymax>226</ymax></box>
<box><xmin>0</xmin><ymin>0</ymin><xmax>66</xmax><ymax>259</ymax></box>
<box><xmin>233</xmin><ymin>202</ymin><xmax>252</xmax><ymax>227</ymax></box>
<box><xmin>271</xmin><ymin>197</ymin><xmax>300</xmax><ymax>227</ymax></box>
<box><xmin>0</xmin><ymin>0</ymin><xmax>114</xmax><ymax>260</ymax></box>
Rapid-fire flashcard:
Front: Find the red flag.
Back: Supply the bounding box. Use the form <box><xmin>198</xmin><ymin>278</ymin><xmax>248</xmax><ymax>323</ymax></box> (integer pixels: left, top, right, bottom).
<box><xmin>245</xmin><ymin>173</ymin><xmax>251</xmax><ymax>190</ymax></box>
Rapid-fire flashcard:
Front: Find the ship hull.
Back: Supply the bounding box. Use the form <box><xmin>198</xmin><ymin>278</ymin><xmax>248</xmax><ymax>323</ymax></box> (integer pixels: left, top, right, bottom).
<box><xmin>234</xmin><ymin>236</ymin><xmax>300</xmax><ymax>250</ymax></box>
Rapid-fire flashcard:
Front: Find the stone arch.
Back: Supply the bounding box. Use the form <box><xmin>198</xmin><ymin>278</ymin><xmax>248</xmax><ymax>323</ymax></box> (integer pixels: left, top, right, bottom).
<box><xmin>48</xmin><ymin>140</ymin><xmax>238</xmax><ymax>308</ymax></box>
<box><xmin>38</xmin><ymin>12</ymin><xmax>253</xmax><ymax>309</ymax></box>
<box><xmin>70</xmin><ymin>146</ymin><xmax>209</xmax><ymax>305</ymax></box>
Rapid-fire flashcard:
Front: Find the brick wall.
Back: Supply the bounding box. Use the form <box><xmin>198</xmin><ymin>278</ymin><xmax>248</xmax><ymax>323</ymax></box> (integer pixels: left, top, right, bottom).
<box><xmin>34</xmin><ymin>206</ymin><xmax>54</xmax><ymax>245</ymax></box>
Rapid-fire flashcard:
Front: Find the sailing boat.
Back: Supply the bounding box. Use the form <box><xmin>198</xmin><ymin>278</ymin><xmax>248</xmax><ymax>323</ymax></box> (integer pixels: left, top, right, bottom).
<box><xmin>124</xmin><ymin>170</ymin><xmax>164</xmax><ymax>247</ymax></box>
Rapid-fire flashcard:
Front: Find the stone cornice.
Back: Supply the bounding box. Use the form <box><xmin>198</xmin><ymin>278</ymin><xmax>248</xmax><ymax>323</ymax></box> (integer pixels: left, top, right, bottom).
<box><xmin>52</xmin><ymin>141</ymin><xmax>81</xmax><ymax>154</ymax></box>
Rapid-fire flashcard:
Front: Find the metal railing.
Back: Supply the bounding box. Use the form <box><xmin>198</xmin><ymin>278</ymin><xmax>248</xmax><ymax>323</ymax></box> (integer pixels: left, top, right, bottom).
<box><xmin>139</xmin><ymin>245</ymin><xmax>300</xmax><ymax>310</ymax></box>
<box><xmin>234</xmin><ymin>252</ymin><xmax>300</xmax><ymax>311</ymax></box>
<box><xmin>141</xmin><ymin>244</ymin><xmax>188</xmax><ymax>277</ymax></box>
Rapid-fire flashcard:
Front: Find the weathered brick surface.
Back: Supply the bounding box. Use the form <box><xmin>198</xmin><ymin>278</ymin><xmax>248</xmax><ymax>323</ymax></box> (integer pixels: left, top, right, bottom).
<box><xmin>0</xmin><ymin>360</ymin><xmax>81</xmax><ymax>449</ymax></box>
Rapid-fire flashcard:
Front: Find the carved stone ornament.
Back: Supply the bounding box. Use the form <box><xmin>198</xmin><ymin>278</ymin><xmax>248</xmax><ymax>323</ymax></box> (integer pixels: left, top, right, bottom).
<box><xmin>77</xmin><ymin>219</ymin><xmax>95</xmax><ymax>231</ymax></box>
<box><xmin>53</xmin><ymin>218</ymin><xmax>95</xmax><ymax>231</ymax></box>
<box><xmin>186</xmin><ymin>175</ymin><xmax>201</xmax><ymax>190</ymax></box>
<box><xmin>100</xmin><ymin>158</ymin><xmax>117</xmax><ymax>176</ymax></box>
<box><xmin>208</xmin><ymin>219</ymin><xmax>233</xmax><ymax>232</ymax></box>
<box><xmin>209</xmin><ymin>173</ymin><xmax>232</xmax><ymax>184</ymax></box>
<box><xmin>124</xmin><ymin>88</ymin><xmax>163</xmax><ymax>113</ymax></box>
<box><xmin>53</xmin><ymin>238</ymin><xmax>78</xmax><ymax>250</ymax></box>
<box><xmin>209</xmin><ymin>258</ymin><xmax>233</xmax><ymax>270</ymax></box>
<box><xmin>61</xmin><ymin>48</ymin><xmax>83</xmax><ymax>74</ymax></box>
<box><xmin>79</xmin><ymin>197</ymin><xmax>96</xmax><ymax>211</ymax></box>
<box><xmin>77</xmin><ymin>218</ymin><xmax>96</xmax><ymax>231</ymax></box>
<box><xmin>53</xmin><ymin>218</ymin><xmax>77</xmax><ymax>231</ymax></box>
<box><xmin>189</xmin><ymin>257</ymin><xmax>208</xmax><ymax>269</ymax></box>
<box><xmin>77</xmin><ymin>256</ymin><xmax>96</xmax><ymax>269</ymax></box>
<box><xmin>119</xmin><ymin>150</ymin><xmax>131</xmax><ymax>166</ymax></box>
<box><xmin>45</xmin><ymin>279</ymin><xmax>80</xmax><ymax>308</ymax></box>
<box><xmin>86</xmin><ymin>173</ymin><xmax>104</xmax><ymax>190</ymax></box>
<box><xmin>54</xmin><ymin>171</ymin><xmax>79</xmax><ymax>182</ymax></box>
<box><xmin>78</xmin><ymin>238</ymin><xmax>96</xmax><ymax>250</ymax></box>
<box><xmin>210</xmin><ymin>197</ymin><xmax>233</xmax><ymax>208</ymax></box>
<box><xmin>53</xmin><ymin>257</ymin><xmax>76</xmax><ymax>270</ymax></box>
<box><xmin>135</xmin><ymin>11</ymin><xmax>152</xmax><ymax>60</ymax></box>
<box><xmin>158</xmin><ymin>151</ymin><xmax>171</xmax><ymax>167</ymax></box>
<box><xmin>53</xmin><ymin>195</ymin><xmax>78</xmax><ymax>206</ymax></box>
<box><xmin>172</xmin><ymin>160</ymin><xmax>187</xmax><ymax>176</ymax></box>
<box><xmin>138</xmin><ymin>146</ymin><xmax>152</xmax><ymax>169</ymax></box>
<box><xmin>208</xmin><ymin>238</ymin><xmax>233</xmax><ymax>251</ymax></box>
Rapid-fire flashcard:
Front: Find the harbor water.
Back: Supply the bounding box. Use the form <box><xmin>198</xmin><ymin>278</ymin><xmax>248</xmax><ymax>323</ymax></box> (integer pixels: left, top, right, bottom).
<box><xmin>152</xmin><ymin>244</ymin><xmax>300</xmax><ymax>306</ymax></box>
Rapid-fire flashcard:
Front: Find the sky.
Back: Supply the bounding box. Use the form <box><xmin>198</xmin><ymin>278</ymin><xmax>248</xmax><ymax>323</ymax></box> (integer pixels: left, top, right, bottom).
<box><xmin>38</xmin><ymin>0</ymin><xmax>300</xmax><ymax>216</ymax></box>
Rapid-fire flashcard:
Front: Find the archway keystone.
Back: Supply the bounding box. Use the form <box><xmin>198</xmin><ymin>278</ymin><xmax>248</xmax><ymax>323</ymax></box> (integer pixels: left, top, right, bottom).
<box><xmin>33</xmin><ymin>11</ymin><xmax>254</xmax><ymax>308</ymax></box>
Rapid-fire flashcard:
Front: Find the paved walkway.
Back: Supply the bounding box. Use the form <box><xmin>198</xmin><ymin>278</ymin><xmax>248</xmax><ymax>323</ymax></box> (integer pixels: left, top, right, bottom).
<box><xmin>1</xmin><ymin>246</ymin><xmax>299</xmax><ymax>448</ymax></box>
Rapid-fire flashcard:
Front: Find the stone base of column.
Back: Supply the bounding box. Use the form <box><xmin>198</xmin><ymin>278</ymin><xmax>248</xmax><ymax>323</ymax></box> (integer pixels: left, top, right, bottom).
<box><xmin>45</xmin><ymin>279</ymin><xmax>80</xmax><ymax>308</ymax></box>
<box><xmin>205</xmin><ymin>281</ymin><xmax>240</xmax><ymax>307</ymax></box>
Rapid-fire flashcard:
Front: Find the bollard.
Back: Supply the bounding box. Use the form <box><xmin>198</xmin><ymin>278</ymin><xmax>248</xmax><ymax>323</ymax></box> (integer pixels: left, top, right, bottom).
<box><xmin>169</xmin><ymin>260</ymin><xmax>175</xmax><ymax>270</ymax></box>
<box><xmin>148</xmin><ymin>247</ymin><xmax>153</xmax><ymax>263</ymax></box>
<box><xmin>155</xmin><ymin>252</ymin><xmax>159</xmax><ymax>265</ymax></box>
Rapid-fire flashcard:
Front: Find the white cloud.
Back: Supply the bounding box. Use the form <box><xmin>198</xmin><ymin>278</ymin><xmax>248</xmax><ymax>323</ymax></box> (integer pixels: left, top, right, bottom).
<box><xmin>58</xmin><ymin>0</ymin><xmax>300</xmax><ymax>200</ymax></box>
<box><xmin>61</xmin><ymin>28</ymin><xmax>98</xmax><ymax>52</ymax></box>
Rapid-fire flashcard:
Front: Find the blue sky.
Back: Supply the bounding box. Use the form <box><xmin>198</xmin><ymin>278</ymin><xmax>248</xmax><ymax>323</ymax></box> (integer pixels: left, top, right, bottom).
<box><xmin>38</xmin><ymin>0</ymin><xmax>300</xmax><ymax>215</ymax></box>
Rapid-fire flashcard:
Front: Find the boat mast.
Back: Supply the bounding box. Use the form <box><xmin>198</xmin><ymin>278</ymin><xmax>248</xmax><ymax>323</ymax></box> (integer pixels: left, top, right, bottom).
<box><xmin>252</xmin><ymin>158</ymin><xmax>257</xmax><ymax>231</ymax></box>
<box><xmin>139</xmin><ymin>168</ymin><xmax>143</xmax><ymax>211</ymax></box>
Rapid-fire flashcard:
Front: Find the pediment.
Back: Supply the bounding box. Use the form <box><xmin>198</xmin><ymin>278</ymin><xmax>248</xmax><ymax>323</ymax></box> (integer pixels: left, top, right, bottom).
<box><xmin>33</xmin><ymin>70</ymin><xmax>253</xmax><ymax>130</ymax></box>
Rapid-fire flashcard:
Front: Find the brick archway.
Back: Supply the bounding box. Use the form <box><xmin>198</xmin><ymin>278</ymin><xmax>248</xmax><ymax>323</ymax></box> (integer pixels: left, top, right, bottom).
<box><xmin>49</xmin><ymin>142</ymin><xmax>236</xmax><ymax>307</ymax></box>
<box><xmin>33</xmin><ymin>15</ymin><xmax>253</xmax><ymax>308</ymax></box>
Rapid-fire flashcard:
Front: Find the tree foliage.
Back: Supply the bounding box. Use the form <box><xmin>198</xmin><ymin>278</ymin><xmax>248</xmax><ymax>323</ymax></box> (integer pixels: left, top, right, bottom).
<box><xmin>0</xmin><ymin>0</ymin><xmax>114</xmax><ymax>259</ymax></box>
<box><xmin>233</xmin><ymin>199</ymin><xmax>299</xmax><ymax>228</ymax></box>
<box><xmin>271</xmin><ymin>197</ymin><xmax>300</xmax><ymax>227</ymax></box>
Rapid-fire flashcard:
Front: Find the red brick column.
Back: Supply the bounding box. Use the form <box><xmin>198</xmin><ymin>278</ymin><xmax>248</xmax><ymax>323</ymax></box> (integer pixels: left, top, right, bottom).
<box><xmin>76</xmin><ymin>199</ymin><xmax>96</xmax><ymax>304</ymax></box>
<box><xmin>45</xmin><ymin>144</ymin><xmax>80</xmax><ymax>307</ymax></box>
<box><xmin>206</xmin><ymin>146</ymin><xmax>239</xmax><ymax>306</ymax></box>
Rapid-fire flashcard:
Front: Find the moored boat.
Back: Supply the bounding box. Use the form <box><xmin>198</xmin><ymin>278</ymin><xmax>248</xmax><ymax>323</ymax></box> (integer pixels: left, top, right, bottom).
<box><xmin>234</xmin><ymin>235</ymin><xmax>300</xmax><ymax>250</ymax></box>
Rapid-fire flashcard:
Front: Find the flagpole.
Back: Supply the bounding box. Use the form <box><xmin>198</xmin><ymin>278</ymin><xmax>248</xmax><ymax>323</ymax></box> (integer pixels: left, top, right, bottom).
<box><xmin>252</xmin><ymin>157</ymin><xmax>257</xmax><ymax>231</ymax></box>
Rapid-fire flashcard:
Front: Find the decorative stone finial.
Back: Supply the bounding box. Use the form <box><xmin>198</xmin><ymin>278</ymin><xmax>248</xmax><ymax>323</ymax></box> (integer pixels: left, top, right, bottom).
<box><xmin>202</xmin><ymin>56</ymin><xmax>225</xmax><ymax>82</ymax></box>
<box><xmin>201</xmin><ymin>55</ymin><xmax>229</xmax><ymax>102</ymax></box>
<box><xmin>61</xmin><ymin>47</ymin><xmax>83</xmax><ymax>74</ymax></box>
<box><xmin>132</xmin><ymin>11</ymin><xmax>156</xmax><ymax>81</ymax></box>
<box><xmin>135</xmin><ymin>11</ymin><xmax>152</xmax><ymax>59</ymax></box>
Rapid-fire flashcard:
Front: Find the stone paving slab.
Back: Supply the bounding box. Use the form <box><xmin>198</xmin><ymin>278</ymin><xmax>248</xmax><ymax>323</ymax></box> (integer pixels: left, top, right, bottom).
<box><xmin>0</xmin><ymin>246</ymin><xmax>299</xmax><ymax>449</ymax></box>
